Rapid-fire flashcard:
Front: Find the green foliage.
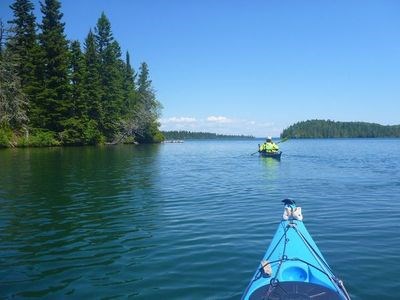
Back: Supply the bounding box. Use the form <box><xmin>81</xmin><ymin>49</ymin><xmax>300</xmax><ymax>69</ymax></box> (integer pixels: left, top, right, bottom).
<box><xmin>137</xmin><ymin>62</ymin><xmax>151</xmax><ymax>95</ymax></box>
<box><xmin>133</xmin><ymin>62</ymin><xmax>163</xmax><ymax>143</ymax></box>
<box><xmin>2</xmin><ymin>2</ymin><xmax>163</xmax><ymax>148</ymax></box>
<box><xmin>83</xmin><ymin>119</ymin><xmax>104</xmax><ymax>145</ymax></box>
<box><xmin>137</xmin><ymin>121</ymin><xmax>165</xmax><ymax>143</ymax></box>
<box><xmin>7</xmin><ymin>0</ymin><xmax>38</xmax><ymax>88</ymax></box>
<box><xmin>122</xmin><ymin>51</ymin><xmax>137</xmax><ymax>116</ymax></box>
<box><xmin>37</xmin><ymin>0</ymin><xmax>70</xmax><ymax>132</ymax></box>
<box><xmin>69</xmin><ymin>40</ymin><xmax>86</xmax><ymax>117</ymax></box>
<box><xmin>83</xmin><ymin>30</ymin><xmax>103</xmax><ymax>123</ymax></box>
<box><xmin>17</xmin><ymin>129</ymin><xmax>60</xmax><ymax>147</ymax></box>
<box><xmin>122</xmin><ymin>136</ymin><xmax>136</xmax><ymax>144</ymax></box>
<box><xmin>162</xmin><ymin>131</ymin><xmax>254</xmax><ymax>140</ymax></box>
<box><xmin>58</xmin><ymin>118</ymin><xmax>104</xmax><ymax>145</ymax></box>
<box><xmin>59</xmin><ymin>118</ymin><xmax>86</xmax><ymax>145</ymax></box>
<box><xmin>0</xmin><ymin>50</ymin><xmax>29</xmax><ymax>129</ymax></box>
<box><xmin>0</xmin><ymin>126</ymin><xmax>14</xmax><ymax>147</ymax></box>
<box><xmin>30</xmin><ymin>131</ymin><xmax>60</xmax><ymax>147</ymax></box>
<box><xmin>6</xmin><ymin>0</ymin><xmax>42</xmax><ymax>128</ymax></box>
<box><xmin>281</xmin><ymin>120</ymin><xmax>400</xmax><ymax>139</ymax></box>
<box><xmin>58</xmin><ymin>40</ymin><xmax>92</xmax><ymax>146</ymax></box>
<box><xmin>95</xmin><ymin>13</ymin><xmax>124</xmax><ymax>141</ymax></box>
<box><xmin>152</xmin><ymin>129</ymin><xmax>165</xmax><ymax>143</ymax></box>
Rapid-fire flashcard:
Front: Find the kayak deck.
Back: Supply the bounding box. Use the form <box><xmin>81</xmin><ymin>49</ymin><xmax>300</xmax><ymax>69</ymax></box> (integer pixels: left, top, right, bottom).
<box><xmin>249</xmin><ymin>282</ymin><xmax>342</xmax><ymax>299</ymax></box>
<box><xmin>242</xmin><ymin>201</ymin><xmax>350</xmax><ymax>300</ymax></box>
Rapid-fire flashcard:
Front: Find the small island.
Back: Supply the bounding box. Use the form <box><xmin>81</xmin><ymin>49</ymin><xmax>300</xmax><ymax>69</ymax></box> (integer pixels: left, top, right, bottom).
<box><xmin>281</xmin><ymin>120</ymin><xmax>400</xmax><ymax>139</ymax></box>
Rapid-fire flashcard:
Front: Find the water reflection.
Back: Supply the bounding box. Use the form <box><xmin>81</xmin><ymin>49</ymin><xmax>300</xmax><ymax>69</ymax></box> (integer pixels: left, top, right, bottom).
<box><xmin>0</xmin><ymin>145</ymin><xmax>162</xmax><ymax>298</ymax></box>
<box><xmin>259</xmin><ymin>156</ymin><xmax>280</xmax><ymax>180</ymax></box>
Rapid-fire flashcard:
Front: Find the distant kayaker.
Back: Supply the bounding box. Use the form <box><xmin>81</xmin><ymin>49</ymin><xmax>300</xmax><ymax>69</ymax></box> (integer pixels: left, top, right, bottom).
<box><xmin>259</xmin><ymin>137</ymin><xmax>279</xmax><ymax>153</ymax></box>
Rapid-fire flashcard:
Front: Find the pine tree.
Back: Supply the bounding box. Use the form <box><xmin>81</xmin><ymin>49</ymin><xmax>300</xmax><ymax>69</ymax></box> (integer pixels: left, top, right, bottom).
<box><xmin>7</xmin><ymin>0</ymin><xmax>37</xmax><ymax>85</ymax></box>
<box><xmin>95</xmin><ymin>12</ymin><xmax>124</xmax><ymax>141</ymax></box>
<box><xmin>116</xmin><ymin>51</ymin><xmax>139</xmax><ymax>143</ymax></box>
<box><xmin>137</xmin><ymin>62</ymin><xmax>161</xmax><ymax>116</ymax></box>
<box><xmin>37</xmin><ymin>0</ymin><xmax>70</xmax><ymax>132</ymax></box>
<box><xmin>59</xmin><ymin>40</ymin><xmax>88</xmax><ymax>144</ymax></box>
<box><xmin>7</xmin><ymin>0</ymin><xmax>41</xmax><ymax>129</ymax></box>
<box><xmin>122</xmin><ymin>51</ymin><xmax>136</xmax><ymax>115</ymax></box>
<box><xmin>69</xmin><ymin>40</ymin><xmax>86</xmax><ymax>118</ymax></box>
<box><xmin>83</xmin><ymin>30</ymin><xmax>102</xmax><ymax>122</ymax></box>
<box><xmin>137</xmin><ymin>62</ymin><xmax>151</xmax><ymax>95</ymax></box>
<box><xmin>0</xmin><ymin>49</ymin><xmax>29</xmax><ymax>130</ymax></box>
<box><xmin>82</xmin><ymin>30</ymin><xmax>103</xmax><ymax>143</ymax></box>
<box><xmin>136</xmin><ymin>62</ymin><xmax>163</xmax><ymax>143</ymax></box>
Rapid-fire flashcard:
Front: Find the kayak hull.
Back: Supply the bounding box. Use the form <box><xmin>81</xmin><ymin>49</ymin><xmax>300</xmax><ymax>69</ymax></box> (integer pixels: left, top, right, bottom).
<box><xmin>242</xmin><ymin>203</ymin><xmax>350</xmax><ymax>300</ymax></box>
<box><xmin>259</xmin><ymin>151</ymin><xmax>282</xmax><ymax>159</ymax></box>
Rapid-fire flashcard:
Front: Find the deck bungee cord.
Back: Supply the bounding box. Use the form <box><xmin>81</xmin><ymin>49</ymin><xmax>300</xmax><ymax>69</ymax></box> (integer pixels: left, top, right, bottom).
<box><xmin>242</xmin><ymin>199</ymin><xmax>351</xmax><ymax>300</ymax></box>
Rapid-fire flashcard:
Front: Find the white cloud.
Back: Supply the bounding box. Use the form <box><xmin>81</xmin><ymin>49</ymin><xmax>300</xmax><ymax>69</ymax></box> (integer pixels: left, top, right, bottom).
<box><xmin>206</xmin><ymin>116</ymin><xmax>233</xmax><ymax>123</ymax></box>
<box><xmin>159</xmin><ymin>115</ymin><xmax>281</xmax><ymax>137</ymax></box>
<box><xmin>160</xmin><ymin>117</ymin><xmax>197</xmax><ymax>124</ymax></box>
<box><xmin>159</xmin><ymin>116</ymin><xmax>199</xmax><ymax>132</ymax></box>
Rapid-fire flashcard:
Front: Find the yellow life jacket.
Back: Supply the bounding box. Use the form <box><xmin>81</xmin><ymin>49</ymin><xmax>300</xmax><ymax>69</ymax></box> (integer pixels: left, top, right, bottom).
<box><xmin>265</xmin><ymin>142</ymin><xmax>279</xmax><ymax>152</ymax></box>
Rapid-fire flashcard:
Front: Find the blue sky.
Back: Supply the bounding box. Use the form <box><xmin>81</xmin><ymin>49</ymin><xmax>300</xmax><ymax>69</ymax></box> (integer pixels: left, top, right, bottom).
<box><xmin>1</xmin><ymin>0</ymin><xmax>400</xmax><ymax>137</ymax></box>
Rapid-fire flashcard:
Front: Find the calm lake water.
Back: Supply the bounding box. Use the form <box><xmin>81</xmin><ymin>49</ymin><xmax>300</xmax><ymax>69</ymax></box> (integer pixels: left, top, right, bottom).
<box><xmin>1</xmin><ymin>139</ymin><xmax>400</xmax><ymax>299</ymax></box>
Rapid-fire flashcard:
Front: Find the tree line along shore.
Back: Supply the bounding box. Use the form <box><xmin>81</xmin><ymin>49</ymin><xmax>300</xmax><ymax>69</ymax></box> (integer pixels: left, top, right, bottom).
<box><xmin>162</xmin><ymin>131</ymin><xmax>254</xmax><ymax>140</ymax></box>
<box><xmin>281</xmin><ymin>120</ymin><xmax>400</xmax><ymax>139</ymax></box>
<box><xmin>0</xmin><ymin>0</ymin><xmax>163</xmax><ymax>148</ymax></box>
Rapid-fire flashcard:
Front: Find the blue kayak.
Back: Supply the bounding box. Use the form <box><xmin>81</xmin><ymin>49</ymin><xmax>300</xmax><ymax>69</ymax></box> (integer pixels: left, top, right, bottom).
<box><xmin>242</xmin><ymin>199</ymin><xmax>351</xmax><ymax>300</ymax></box>
<box><xmin>259</xmin><ymin>151</ymin><xmax>282</xmax><ymax>160</ymax></box>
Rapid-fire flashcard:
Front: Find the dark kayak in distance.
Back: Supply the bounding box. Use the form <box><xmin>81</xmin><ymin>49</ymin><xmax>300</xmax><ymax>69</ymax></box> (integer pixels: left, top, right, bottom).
<box><xmin>242</xmin><ymin>199</ymin><xmax>351</xmax><ymax>300</ymax></box>
<box><xmin>259</xmin><ymin>151</ymin><xmax>282</xmax><ymax>159</ymax></box>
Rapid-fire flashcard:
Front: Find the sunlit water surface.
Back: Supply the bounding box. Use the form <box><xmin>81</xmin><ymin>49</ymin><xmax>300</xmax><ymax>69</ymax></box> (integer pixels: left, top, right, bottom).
<box><xmin>1</xmin><ymin>139</ymin><xmax>400</xmax><ymax>299</ymax></box>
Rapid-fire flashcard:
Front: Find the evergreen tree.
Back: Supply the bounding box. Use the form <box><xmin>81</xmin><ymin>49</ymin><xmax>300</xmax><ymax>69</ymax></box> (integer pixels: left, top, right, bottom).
<box><xmin>116</xmin><ymin>51</ymin><xmax>139</xmax><ymax>143</ymax></box>
<box><xmin>7</xmin><ymin>0</ymin><xmax>42</xmax><ymax>129</ymax></box>
<box><xmin>1</xmin><ymin>2</ymin><xmax>165</xmax><ymax>146</ymax></box>
<box><xmin>122</xmin><ymin>51</ymin><xmax>136</xmax><ymax>114</ymax></box>
<box><xmin>136</xmin><ymin>62</ymin><xmax>163</xmax><ymax>143</ymax></box>
<box><xmin>83</xmin><ymin>30</ymin><xmax>103</xmax><ymax>143</ymax></box>
<box><xmin>0</xmin><ymin>49</ymin><xmax>28</xmax><ymax>130</ymax></box>
<box><xmin>7</xmin><ymin>0</ymin><xmax>37</xmax><ymax>85</ymax></box>
<box><xmin>95</xmin><ymin>12</ymin><xmax>124</xmax><ymax>141</ymax></box>
<box><xmin>83</xmin><ymin>30</ymin><xmax>102</xmax><ymax>123</ymax></box>
<box><xmin>69</xmin><ymin>40</ymin><xmax>86</xmax><ymax>118</ymax></box>
<box><xmin>59</xmin><ymin>40</ymin><xmax>87</xmax><ymax>144</ymax></box>
<box><xmin>37</xmin><ymin>0</ymin><xmax>70</xmax><ymax>132</ymax></box>
<box><xmin>137</xmin><ymin>62</ymin><xmax>151</xmax><ymax>95</ymax></box>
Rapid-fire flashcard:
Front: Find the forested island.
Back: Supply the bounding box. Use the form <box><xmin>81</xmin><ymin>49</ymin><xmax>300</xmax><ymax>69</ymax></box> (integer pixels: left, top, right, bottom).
<box><xmin>281</xmin><ymin>120</ymin><xmax>400</xmax><ymax>138</ymax></box>
<box><xmin>162</xmin><ymin>131</ymin><xmax>254</xmax><ymax>140</ymax></box>
<box><xmin>0</xmin><ymin>0</ymin><xmax>163</xmax><ymax>148</ymax></box>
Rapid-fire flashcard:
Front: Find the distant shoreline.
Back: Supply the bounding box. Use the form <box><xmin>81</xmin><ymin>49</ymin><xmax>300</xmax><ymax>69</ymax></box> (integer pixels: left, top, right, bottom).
<box><xmin>162</xmin><ymin>130</ymin><xmax>255</xmax><ymax>140</ymax></box>
<box><xmin>281</xmin><ymin>120</ymin><xmax>400</xmax><ymax>139</ymax></box>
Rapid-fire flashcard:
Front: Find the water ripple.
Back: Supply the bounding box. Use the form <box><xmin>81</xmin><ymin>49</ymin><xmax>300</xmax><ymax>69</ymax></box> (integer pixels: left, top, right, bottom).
<box><xmin>1</xmin><ymin>140</ymin><xmax>400</xmax><ymax>299</ymax></box>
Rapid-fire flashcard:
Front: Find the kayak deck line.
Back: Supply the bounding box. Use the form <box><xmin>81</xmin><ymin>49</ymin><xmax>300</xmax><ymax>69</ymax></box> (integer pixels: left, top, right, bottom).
<box><xmin>242</xmin><ymin>199</ymin><xmax>351</xmax><ymax>300</ymax></box>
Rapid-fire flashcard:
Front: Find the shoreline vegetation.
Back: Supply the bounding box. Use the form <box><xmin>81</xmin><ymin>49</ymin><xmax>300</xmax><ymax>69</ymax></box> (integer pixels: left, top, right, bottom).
<box><xmin>0</xmin><ymin>0</ymin><xmax>163</xmax><ymax>148</ymax></box>
<box><xmin>281</xmin><ymin>120</ymin><xmax>400</xmax><ymax>139</ymax></box>
<box><xmin>162</xmin><ymin>131</ymin><xmax>254</xmax><ymax>140</ymax></box>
